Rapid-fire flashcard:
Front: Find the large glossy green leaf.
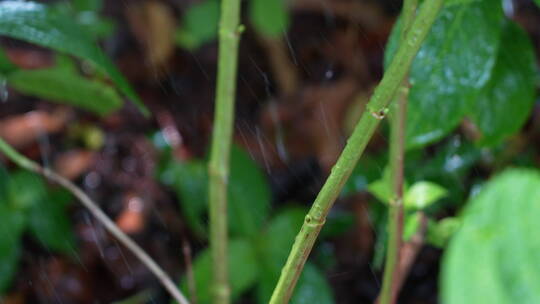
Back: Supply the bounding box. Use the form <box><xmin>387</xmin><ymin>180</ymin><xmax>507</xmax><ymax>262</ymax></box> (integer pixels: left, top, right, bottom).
<box><xmin>175</xmin><ymin>0</ymin><xmax>219</xmax><ymax>50</ymax></box>
<box><xmin>385</xmin><ymin>1</ymin><xmax>504</xmax><ymax>149</ymax></box>
<box><xmin>180</xmin><ymin>238</ymin><xmax>258</xmax><ymax>304</ymax></box>
<box><xmin>0</xmin><ymin>1</ymin><xmax>147</xmax><ymax>115</ymax></box>
<box><xmin>27</xmin><ymin>189</ymin><xmax>75</xmax><ymax>253</ymax></box>
<box><xmin>441</xmin><ymin>168</ymin><xmax>540</xmax><ymax>304</ymax></box>
<box><xmin>535</xmin><ymin>0</ymin><xmax>540</xmax><ymax>8</ymax></box>
<box><xmin>468</xmin><ymin>21</ymin><xmax>536</xmax><ymax>146</ymax></box>
<box><xmin>405</xmin><ymin>136</ymin><xmax>482</xmax><ymax>205</ymax></box>
<box><xmin>249</xmin><ymin>0</ymin><xmax>290</xmax><ymax>38</ymax></box>
<box><xmin>8</xmin><ymin>67</ymin><xmax>123</xmax><ymax>116</ymax></box>
<box><xmin>0</xmin><ymin>200</ymin><xmax>25</xmax><ymax>292</ymax></box>
<box><xmin>228</xmin><ymin>145</ymin><xmax>271</xmax><ymax>237</ymax></box>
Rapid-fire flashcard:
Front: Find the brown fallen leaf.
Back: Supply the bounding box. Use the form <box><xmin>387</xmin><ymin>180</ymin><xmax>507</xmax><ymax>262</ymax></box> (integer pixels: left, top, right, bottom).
<box><xmin>5</xmin><ymin>47</ymin><xmax>54</xmax><ymax>69</ymax></box>
<box><xmin>31</xmin><ymin>257</ymin><xmax>92</xmax><ymax>304</ymax></box>
<box><xmin>54</xmin><ymin>150</ymin><xmax>97</xmax><ymax>180</ymax></box>
<box><xmin>116</xmin><ymin>194</ymin><xmax>147</xmax><ymax>234</ymax></box>
<box><xmin>0</xmin><ymin>108</ymin><xmax>70</xmax><ymax>148</ymax></box>
<box><xmin>126</xmin><ymin>0</ymin><xmax>176</xmax><ymax>73</ymax></box>
<box><xmin>260</xmin><ymin>77</ymin><xmax>360</xmax><ymax>172</ymax></box>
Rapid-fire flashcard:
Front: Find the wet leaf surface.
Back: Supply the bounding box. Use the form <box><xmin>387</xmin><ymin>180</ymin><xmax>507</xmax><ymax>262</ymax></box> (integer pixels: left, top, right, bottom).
<box><xmin>442</xmin><ymin>168</ymin><xmax>540</xmax><ymax>304</ymax></box>
<box><xmin>0</xmin><ymin>0</ymin><xmax>147</xmax><ymax>115</ymax></box>
<box><xmin>469</xmin><ymin>21</ymin><xmax>537</xmax><ymax>146</ymax></box>
<box><xmin>385</xmin><ymin>1</ymin><xmax>504</xmax><ymax>149</ymax></box>
<box><xmin>181</xmin><ymin>238</ymin><xmax>259</xmax><ymax>304</ymax></box>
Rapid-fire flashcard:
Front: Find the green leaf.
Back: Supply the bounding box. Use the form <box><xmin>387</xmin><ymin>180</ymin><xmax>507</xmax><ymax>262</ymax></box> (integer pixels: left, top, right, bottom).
<box><xmin>162</xmin><ymin>145</ymin><xmax>271</xmax><ymax>238</ymax></box>
<box><xmin>0</xmin><ymin>1</ymin><xmax>148</xmax><ymax>116</ymax></box>
<box><xmin>535</xmin><ymin>0</ymin><xmax>540</xmax><ymax>8</ymax></box>
<box><xmin>256</xmin><ymin>207</ymin><xmax>306</xmax><ymax>303</ymax></box>
<box><xmin>0</xmin><ymin>200</ymin><xmax>26</xmax><ymax>292</ymax></box>
<box><xmin>27</xmin><ymin>189</ymin><xmax>75</xmax><ymax>253</ymax></box>
<box><xmin>404</xmin><ymin>181</ymin><xmax>447</xmax><ymax>210</ymax></box>
<box><xmin>249</xmin><ymin>0</ymin><xmax>290</xmax><ymax>38</ymax></box>
<box><xmin>167</xmin><ymin>160</ymin><xmax>208</xmax><ymax>237</ymax></box>
<box><xmin>441</xmin><ymin>168</ymin><xmax>540</xmax><ymax>304</ymax></box>
<box><xmin>445</xmin><ymin>0</ymin><xmax>481</xmax><ymax>5</ymax></box>
<box><xmin>426</xmin><ymin>217</ymin><xmax>460</xmax><ymax>248</ymax></box>
<box><xmin>8</xmin><ymin>66</ymin><xmax>123</xmax><ymax>116</ymax></box>
<box><xmin>8</xmin><ymin>171</ymin><xmax>47</xmax><ymax>211</ymax></box>
<box><xmin>367</xmin><ymin>166</ymin><xmax>393</xmax><ymax>204</ymax></box>
<box><xmin>0</xmin><ymin>164</ymin><xmax>10</xmax><ymax>201</ymax></box>
<box><xmin>405</xmin><ymin>136</ymin><xmax>482</xmax><ymax>205</ymax></box>
<box><xmin>403</xmin><ymin>212</ymin><xmax>421</xmax><ymax>241</ymax></box>
<box><xmin>256</xmin><ymin>207</ymin><xmax>339</xmax><ymax>303</ymax></box>
<box><xmin>367</xmin><ymin>179</ymin><xmax>392</xmax><ymax>204</ymax></box>
<box><xmin>469</xmin><ymin>21</ymin><xmax>537</xmax><ymax>146</ymax></box>
<box><xmin>176</xmin><ymin>0</ymin><xmax>219</xmax><ymax>50</ymax></box>
<box><xmin>73</xmin><ymin>0</ymin><xmax>103</xmax><ymax>12</ymax></box>
<box><xmin>341</xmin><ymin>154</ymin><xmax>386</xmax><ymax>197</ymax></box>
<box><xmin>228</xmin><ymin>145</ymin><xmax>271</xmax><ymax>237</ymax></box>
<box><xmin>367</xmin><ymin>166</ymin><xmax>409</xmax><ymax>204</ymax></box>
<box><xmin>290</xmin><ymin>263</ymin><xmax>335</xmax><ymax>304</ymax></box>
<box><xmin>181</xmin><ymin>238</ymin><xmax>258</xmax><ymax>304</ymax></box>
<box><xmin>321</xmin><ymin>211</ymin><xmax>355</xmax><ymax>239</ymax></box>
<box><xmin>385</xmin><ymin>1</ymin><xmax>504</xmax><ymax>149</ymax></box>
<box><xmin>0</xmin><ymin>47</ymin><xmax>16</xmax><ymax>74</ymax></box>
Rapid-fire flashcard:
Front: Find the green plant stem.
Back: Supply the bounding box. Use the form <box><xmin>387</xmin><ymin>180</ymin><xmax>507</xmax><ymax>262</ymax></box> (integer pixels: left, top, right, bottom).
<box><xmin>379</xmin><ymin>0</ymin><xmax>418</xmax><ymax>303</ymax></box>
<box><xmin>208</xmin><ymin>0</ymin><xmax>242</xmax><ymax>303</ymax></box>
<box><xmin>0</xmin><ymin>138</ymin><xmax>189</xmax><ymax>304</ymax></box>
<box><xmin>269</xmin><ymin>1</ymin><xmax>443</xmax><ymax>303</ymax></box>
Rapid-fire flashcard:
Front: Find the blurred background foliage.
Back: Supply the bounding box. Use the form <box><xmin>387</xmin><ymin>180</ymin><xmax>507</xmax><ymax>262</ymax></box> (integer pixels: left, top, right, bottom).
<box><xmin>0</xmin><ymin>0</ymin><xmax>539</xmax><ymax>303</ymax></box>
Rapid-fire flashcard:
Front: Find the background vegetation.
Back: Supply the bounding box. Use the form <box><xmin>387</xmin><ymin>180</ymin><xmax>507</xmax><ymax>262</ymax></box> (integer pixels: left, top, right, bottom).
<box><xmin>0</xmin><ymin>0</ymin><xmax>539</xmax><ymax>303</ymax></box>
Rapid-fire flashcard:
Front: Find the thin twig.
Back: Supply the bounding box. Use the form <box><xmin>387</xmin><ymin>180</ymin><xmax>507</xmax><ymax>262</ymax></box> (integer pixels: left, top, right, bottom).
<box><xmin>208</xmin><ymin>0</ymin><xmax>242</xmax><ymax>303</ymax></box>
<box><xmin>379</xmin><ymin>0</ymin><xmax>418</xmax><ymax>303</ymax></box>
<box><xmin>256</xmin><ymin>34</ymin><xmax>300</xmax><ymax>97</ymax></box>
<box><xmin>0</xmin><ymin>138</ymin><xmax>189</xmax><ymax>304</ymax></box>
<box><xmin>374</xmin><ymin>213</ymin><xmax>428</xmax><ymax>304</ymax></box>
<box><xmin>269</xmin><ymin>1</ymin><xmax>443</xmax><ymax>303</ymax></box>
<box><xmin>394</xmin><ymin>213</ymin><xmax>428</xmax><ymax>292</ymax></box>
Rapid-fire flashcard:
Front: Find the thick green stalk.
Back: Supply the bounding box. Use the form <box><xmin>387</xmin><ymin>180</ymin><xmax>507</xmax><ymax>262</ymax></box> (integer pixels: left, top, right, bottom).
<box><xmin>208</xmin><ymin>0</ymin><xmax>242</xmax><ymax>304</ymax></box>
<box><xmin>269</xmin><ymin>1</ymin><xmax>443</xmax><ymax>303</ymax></box>
<box><xmin>379</xmin><ymin>1</ymin><xmax>418</xmax><ymax>303</ymax></box>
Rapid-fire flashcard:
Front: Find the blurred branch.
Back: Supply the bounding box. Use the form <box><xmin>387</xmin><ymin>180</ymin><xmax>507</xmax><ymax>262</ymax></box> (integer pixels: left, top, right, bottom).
<box><xmin>182</xmin><ymin>237</ymin><xmax>198</xmax><ymax>304</ymax></box>
<box><xmin>0</xmin><ymin>137</ymin><xmax>190</xmax><ymax>304</ymax></box>
<box><xmin>269</xmin><ymin>1</ymin><xmax>444</xmax><ymax>303</ymax></box>
<box><xmin>256</xmin><ymin>34</ymin><xmax>300</xmax><ymax>97</ymax></box>
<box><xmin>208</xmin><ymin>0</ymin><xmax>242</xmax><ymax>303</ymax></box>
<box><xmin>379</xmin><ymin>0</ymin><xmax>418</xmax><ymax>303</ymax></box>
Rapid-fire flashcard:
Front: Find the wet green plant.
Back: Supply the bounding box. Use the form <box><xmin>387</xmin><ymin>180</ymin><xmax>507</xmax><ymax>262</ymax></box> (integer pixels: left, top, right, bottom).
<box><xmin>0</xmin><ymin>168</ymin><xmax>74</xmax><ymax>291</ymax></box>
<box><xmin>157</xmin><ymin>143</ymin><xmax>352</xmax><ymax>304</ymax></box>
<box><xmin>0</xmin><ymin>1</ymin><xmax>539</xmax><ymax>304</ymax></box>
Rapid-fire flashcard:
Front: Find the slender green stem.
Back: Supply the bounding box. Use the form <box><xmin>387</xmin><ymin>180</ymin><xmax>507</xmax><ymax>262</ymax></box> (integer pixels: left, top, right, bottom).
<box><xmin>379</xmin><ymin>1</ymin><xmax>418</xmax><ymax>303</ymax></box>
<box><xmin>208</xmin><ymin>0</ymin><xmax>242</xmax><ymax>303</ymax></box>
<box><xmin>0</xmin><ymin>138</ymin><xmax>189</xmax><ymax>304</ymax></box>
<box><xmin>269</xmin><ymin>1</ymin><xmax>443</xmax><ymax>303</ymax></box>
